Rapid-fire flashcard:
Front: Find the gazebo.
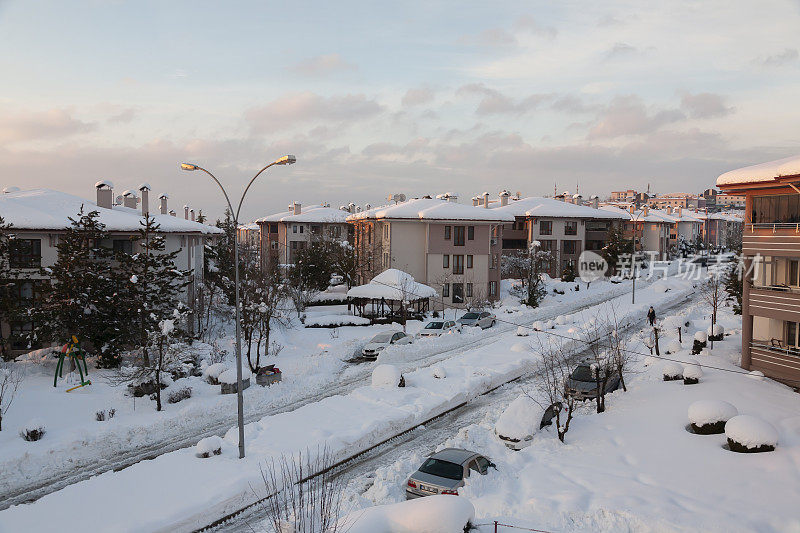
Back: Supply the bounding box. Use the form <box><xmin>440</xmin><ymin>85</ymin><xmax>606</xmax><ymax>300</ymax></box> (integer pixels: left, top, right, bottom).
<box><xmin>347</xmin><ymin>269</ymin><xmax>436</xmax><ymax>322</ymax></box>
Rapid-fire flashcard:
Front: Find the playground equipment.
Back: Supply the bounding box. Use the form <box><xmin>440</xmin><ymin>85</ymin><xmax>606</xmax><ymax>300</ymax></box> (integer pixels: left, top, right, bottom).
<box><xmin>54</xmin><ymin>336</ymin><xmax>91</xmax><ymax>392</ymax></box>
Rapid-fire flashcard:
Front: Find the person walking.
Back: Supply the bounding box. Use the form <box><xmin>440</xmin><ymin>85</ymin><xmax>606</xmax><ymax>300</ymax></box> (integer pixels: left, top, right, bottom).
<box><xmin>647</xmin><ymin>306</ymin><xmax>656</xmax><ymax>326</ymax></box>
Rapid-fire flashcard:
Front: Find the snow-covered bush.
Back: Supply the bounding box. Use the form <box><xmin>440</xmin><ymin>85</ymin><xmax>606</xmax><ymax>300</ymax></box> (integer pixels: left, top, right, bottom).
<box><xmin>168</xmin><ymin>386</ymin><xmax>192</xmax><ymax>404</ymax></box>
<box><xmin>95</xmin><ymin>408</ymin><xmax>116</xmax><ymax>421</ymax></box>
<box><xmin>431</xmin><ymin>366</ymin><xmax>446</xmax><ymax>379</ymax></box>
<box><xmin>195</xmin><ymin>435</ymin><xmax>223</xmax><ymax>458</ymax></box>
<box><xmin>688</xmin><ymin>400</ymin><xmax>738</xmax><ymax>434</ymax></box>
<box><xmin>644</xmin><ymin>355</ymin><xmax>659</xmax><ymax>367</ymax></box>
<box><xmin>531</xmin><ymin>321</ymin><xmax>544</xmax><ymax>331</ymax></box>
<box><xmin>662</xmin><ymin>362</ymin><xmax>683</xmax><ymax>381</ymax></box>
<box><xmin>510</xmin><ymin>342</ymin><xmax>530</xmax><ymax>353</ymax></box>
<box><xmin>694</xmin><ymin>331</ymin><xmax>707</xmax><ymax>342</ymax></box>
<box><xmin>516</xmin><ymin>326</ymin><xmax>529</xmax><ymax>336</ymax></box>
<box><xmin>342</xmin><ymin>495</ymin><xmax>475</xmax><ymax>533</ymax></box>
<box><xmin>725</xmin><ymin>415</ymin><xmax>778</xmax><ymax>453</ymax></box>
<box><xmin>203</xmin><ymin>362</ymin><xmax>227</xmax><ymax>385</ymax></box>
<box><xmin>692</xmin><ymin>331</ymin><xmax>708</xmax><ymax>355</ymax></box>
<box><xmin>665</xmin><ymin>340</ymin><xmax>682</xmax><ymax>354</ymax></box>
<box><xmin>218</xmin><ymin>368</ymin><xmax>252</xmax><ymax>385</ymax></box>
<box><xmin>20</xmin><ymin>419</ymin><xmax>46</xmax><ymax>441</ymax></box>
<box><xmin>544</xmin><ymin>320</ymin><xmax>555</xmax><ymax>329</ymax></box>
<box><xmin>555</xmin><ymin>315</ymin><xmax>567</xmax><ymax>325</ymax></box>
<box><xmin>372</xmin><ymin>364</ymin><xmax>402</xmax><ymax>388</ymax></box>
<box><xmin>683</xmin><ymin>363</ymin><xmax>703</xmax><ymax>385</ymax></box>
<box><xmin>305</xmin><ymin>315</ymin><xmax>371</xmax><ymax>328</ymax></box>
<box><xmin>707</xmin><ymin>324</ymin><xmax>725</xmax><ymax>341</ymax></box>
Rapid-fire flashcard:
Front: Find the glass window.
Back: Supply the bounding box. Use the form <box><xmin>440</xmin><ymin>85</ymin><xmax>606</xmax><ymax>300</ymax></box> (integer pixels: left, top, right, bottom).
<box><xmin>113</xmin><ymin>239</ymin><xmax>133</xmax><ymax>254</ymax></box>
<box><xmin>444</xmin><ymin>226</ymin><xmax>451</xmax><ymax>240</ymax></box>
<box><xmin>466</xmin><ymin>283</ymin><xmax>473</xmax><ymax>297</ymax></box>
<box><xmin>452</xmin><ymin>283</ymin><xmax>464</xmax><ymax>303</ymax></box>
<box><xmin>466</xmin><ymin>255</ymin><xmax>473</xmax><ymax>268</ymax></box>
<box><xmin>418</xmin><ymin>459</ymin><xmax>463</xmax><ymax>480</ymax></box>
<box><xmin>788</xmin><ymin>321</ymin><xmax>798</xmax><ymax>348</ymax></box>
<box><xmin>299</xmin><ymin>225</ymin><xmax>304</xmax><ymax>234</ymax></box>
<box><xmin>540</xmin><ymin>221</ymin><xmax>552</xmax><ymax>235</ymax></box>
<box><xmin>453</xmin><ymin>255</ymin><xmax>464</xmax><ymax>274</ymax></box>
<box><xmin>565</xmin><ymin>221</ymin><xmax>577</xmax><ymax>235</ymax></box>
<box><xmin>467</xmin><ymin>226</ymin><xmax>475</xmax><ymax>240</ymax></box>
<box><xmin>489</xmin><ymin>281</ymin><xmax>497</xmax><ymax>296</ymax></box>
<box><xmin>443</xmin><ymin>254</ymin><xmax>449</xmax><ymax>268</ymax></box>
<box><xmin>292</xmin><ymin>225</ymin><xmax>298</xmax><ymax>234</ymax></box>
<box><xmin>454</xmin><ymin>226</ymin><xmax>465</xmax><ymax>246</ymax></box>
<box><xmin>442</xmin><ymin>283</ymin><xmax>450</xmax><ymax>297</ymax></box>
<box><xmin>9</xmin><ymin>239</ymin><xmax>42</xmax><ymax>268</ymax></box>
<box><xmin>476</xmin><ymin>457</ymin><xmax>491</xmax><ymax>474</ymax></box>
<box><xmin>563</xmin><ymin>240</ymin><xmax>577</xmax><ymax>255</ymax></box>
<box><xmin>790</xmin><ymin>260</ymin><xmax>799</xmax><ymax>286</ymax></box>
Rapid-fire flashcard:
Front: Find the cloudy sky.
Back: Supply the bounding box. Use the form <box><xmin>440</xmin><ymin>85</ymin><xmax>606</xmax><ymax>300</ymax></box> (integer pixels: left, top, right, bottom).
<box><xmin>1</xmin><ymin>0</ymin><xmax>799</xmax><ymax>220</ymax></box>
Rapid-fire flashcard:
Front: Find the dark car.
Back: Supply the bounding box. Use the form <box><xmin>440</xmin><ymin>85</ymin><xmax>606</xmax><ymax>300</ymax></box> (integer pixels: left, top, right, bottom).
<box><xmin>564</xmin><ymin>363</ymin><xmax>620</xmax><ymax>400</ymax></box>
<box><xmin>405</xmin><ymin>448</ymin><xmax>494</xmax><ymax>499</ymax></box>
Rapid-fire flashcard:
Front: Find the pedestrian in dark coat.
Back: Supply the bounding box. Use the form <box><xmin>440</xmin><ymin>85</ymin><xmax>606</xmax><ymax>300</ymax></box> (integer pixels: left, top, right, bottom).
<box><xmin>647</xmin><ymin>306</ymin><xmax>656</xmax><ymax>326</ymax></box>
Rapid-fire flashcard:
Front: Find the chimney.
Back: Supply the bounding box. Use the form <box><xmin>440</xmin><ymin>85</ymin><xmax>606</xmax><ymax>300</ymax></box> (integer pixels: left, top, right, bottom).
<box><xmin>591</xmin><ymin>195</ymin><xmax>599</xmax><ymax>209</ymax></box>
<box><xmin>448</xmin><ymin>194</ymin><xmax>458</xmax><ymax>203</ymax></box>
<box><xmin>138</xmin><ymin>183</ymin><xmax>151</xmax><ymax>217</ymax></box>
<box><xmin>643</xmin><ymin>205</ymin><xmax>649</xmax><ymax>216</ymax></box>
<box><xmin>629</xmin><ymin>205</ymin><xmax>635</xmax><ymax>214</ymax></box>
<box><xmin>472</xmin><ymin>196</ymin><xmax>480</xmax><ymax>207</ymax></box>
<box><xmin>500</xmin><ymin>190</ymin><xmax>510</xmax><ymax>207</ymax></box>
<box><xmin>122</xmin><ymin>191</ymin><xmax>138</xmax><ymax>209</ymax></box>
<box><xmin>159</xmin><ymin>194</ymin><xmax>168</xmax><ymax>215</ymax></box>
<box><xmin>678</xmin><ymin>206</ymin><xmax>682</xmax><ymax>218</ymax></box>
<box><xmin>293</xmin><ymin>202</ymin><xmax>302</xmax><ymax>215</ymax></box>
<box><xmin>169</xmin><ymin>209</ymin><xmax>176</xmax><ymax>217</ymax></box>
<box><xmin>190</xmin><ymin>209</ymin><xmax>195</xmax><ymax>221</ymax></box>
<box><xmin>184</xmin><ymin>205</ymin><xmax>189</xmax><ymax>220</ymax></box>
<box><xmin>348</xmin><ymin>202</ymin><xmax>355</xmax><ymax>213</ymax></box>
<box><xmin>483</xmin><ymin>192</ymin><xmax>490</xmax><ymax>209</ymax></box>
<box><xmin>95</xmin><ymin>180</ymin><xmax>114</xmax><ymax>209</ymax></box>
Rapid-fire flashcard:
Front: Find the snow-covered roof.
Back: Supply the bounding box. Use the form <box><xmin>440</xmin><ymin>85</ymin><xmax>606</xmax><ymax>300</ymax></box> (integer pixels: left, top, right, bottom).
<box><xmin>693</xmin><ymin>211</ymin><xmax>744</xmax><ymax>222</ymax></box>
<box><xmin>0</xmin><ymin>188</ymin><xmax>223</xmax><ymax>234</ymax></box>
<box><xmin>348</xmin><ymin>198</ymin><xmax>514</xmax><ymax>223</ymax></box>
<box><xmin>494</xmin><ymin>197</ymin><xmax>626</xmax><ymax>220</ymax></box>
<box><xmin>599</xmin><ymin>205</ymin><xmax>674</xmax><ymax>224</ymax></box>
<box><xmin>717</xmin><ymin>154</ymin><xmax>800</xmax><ymax>187</ymax></box>
<box><xmin>347</xmin><ymin>268</ymin><xmax>437</xmax><ymax>301</ymax></box>
<box><xmin>256</xmin><ymin>205</ymin><xmax>350</xmax><ymax>224</ymax></box>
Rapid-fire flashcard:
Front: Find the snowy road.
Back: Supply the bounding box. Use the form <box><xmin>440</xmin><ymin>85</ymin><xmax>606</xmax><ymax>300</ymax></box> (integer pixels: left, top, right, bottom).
<box><xmin>1</xmin><ymin>278</ymin><xmax>652</xmax><ymax>510</ymax></box>
<box><xmin>208</xmin><ymin>292</ymin><xmax>696</xmax><ymax>533</ymax></box>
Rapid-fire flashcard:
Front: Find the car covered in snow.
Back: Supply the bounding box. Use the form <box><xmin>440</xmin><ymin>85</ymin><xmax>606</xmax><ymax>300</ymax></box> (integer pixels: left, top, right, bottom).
<box><xmin>418</xmin><ymin>320</ymin><xmax>461</xmax><ymax>337</ymax></box>
<box><xmin>362</xmin><ymin>331</ymin><xmax>412</xmax><ymax>360</ymax></box>
<box><xmin>457</xmin><ymin>311</ymin><xmax>496</xmax><ymax>329</ymax></box>
<box><xmin>494</xmin><ymin>395</ymin><xmax>562</xmax><ymax>450</ymax></box>
<box><xmin>564</xmin><ymin>362</ymin><xmax>620</xmax><ymax>400</ymax></box>
<box><xmin>405</xmin><ymin>448</ymin><xmax>494</xmax><ymax>499</ymax></box>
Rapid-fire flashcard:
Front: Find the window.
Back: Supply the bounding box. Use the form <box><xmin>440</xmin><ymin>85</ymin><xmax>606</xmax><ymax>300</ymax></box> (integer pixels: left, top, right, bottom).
<box><xmin>444</xmin><ymin>226</ymin><xmax>452</xmax><ymax>240</ymax></box>
<box><xmin>563</xmin><ymin>240</ymin><xmax>577</xmax><ymax>255</ymax></box>
<box><xmin>10</xmin><ymin>321</ymin><xmax>37</xmax><ymax>350</ymax></box>
<box><xmin>454</xmin><ymin>226</ymin><xmax>465</xmax><ymax>246</ymax></box>
<box><xmin>490</xmin><ymin>253</ymin><xmax>498</xmax><ymax>269</ymax></box>
<box><xmin>299</xmin><ymin>225</ymin><xmax>304</xmax><ymax>234</ymax></box>
<box><xmin>269</xmin><ymin>223</ymin><xmax>278</xmax><ymax>233</ymax></box>
<box><xmin>384</xmin><ymin>224</ymin><xmax>389</xmax><ymax>238</ymax></box>
<box><xmin>791</xmin><ymin>260</ymin><xmax>800</xmax><ymax>287</ymax></box>
<box><xmin>442</xmin><ymin>283</ymin><xmax>450</xmax><ymax>297</ymax></box>
<box><xmin>466</xmin><ymin>255</ymin><xmax>473</xmax><ymax>268</ymax></box>
<box><xmin>467</xmin><ymin>226</ymin><xmax>475</xmax><ymax>240</ymax></box>
<box><xmin>9</xmin><ymin>239</ymin><xmax>41</xmax><ymax>268</ymax></box>
<box><xmin>452</xmin><ymin>283</ymin><xmax>464</xmax><ymax>303</ymax></box>
<box><xmin>443</xmin><ymin>254</ymin><xmax>450</xmax><ymax>269</ymax></box>
<box><xmin>565</xmin><ymin>221</ymin><xmax>577</xmax><ymax>235</ymax></box>
<box><xmin>453</xmin><ymin>254</ymin><xmax>464</xmax><ymax>274</ymax></box>
<box><xmin>787</xmin><ymin>321</ymin><xmax>800</xmax><ymax>350</ymax></box>
<box><xmin>329</xmin><ymin>226</ymin><xmax>341</xmax><ymax>238</ymax></box>
<box><xmin>540</xmin><ymin>221</ymin><xmax>552</xmax><ymax>235</ymax></box>
<box><xmin>292</xmin><ymin>225</ymin><xmax>298</xmax><ymax>234</ymax></box>
<box><xmin>383</xmin><ymin>252</ymin><xmax>389</xmax><ymax>268</ymax></box>
<box><xmin>270</xmin><ymin>241</ymin><xmax>279</xmax><ymax>250</ymax></box>
<box><xmin>291</xmin><ymin>241</ymin><xmax>298</xmax><ymax>250</ymax></box>
<box><xmin>113</xmin><ymin>239</ymin><xmax>133</xmax><ymax>254</ymax></box>
<box><xmin>466</xmin><ymin>283</ymin><xmax>473</xmax><ymax>297</ymax></box>
<box><xmin>311</xmin><ymin>225</ymin><xmax>321</xmax><ymax>235</ymax></box>
<box><xmin>489</xmin><ymin>281</ymin><xmax>497</xmax><ymax>297</ymax></box>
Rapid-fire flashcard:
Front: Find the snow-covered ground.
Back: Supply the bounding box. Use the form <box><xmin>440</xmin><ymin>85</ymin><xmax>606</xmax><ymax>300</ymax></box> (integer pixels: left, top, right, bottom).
<box><xmin>0</xmin><ymin>273</ymin><xmax>694</xmax><ymax>532</ymax></box>
<box><xmin>342</xmin><ymin>298</ymin><xmax>800</xmax><ymax>533</ymax></box>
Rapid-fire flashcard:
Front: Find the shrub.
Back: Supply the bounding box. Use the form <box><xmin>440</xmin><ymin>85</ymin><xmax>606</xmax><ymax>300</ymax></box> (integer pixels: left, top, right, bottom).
<box><xmin>95</xmin><ymin>408</ymin><xmax>116</xmax><ymax>421</ymax></box>
<box><xmin>661</xmin><ymin>362</ymin><xmax>683</xmax><ymax>381</ymax></box>
<box><xmin>688</xmin><ymin>400</ymin><xmax>737</xmax><ymax>435</ymax></box>
<box><xmin>683</xmin><ymin>364</ymin><xmax>703</xmax><ymax>385</ymax></box>
<box><xmin>168</xmin><ymin>386</ymin><xmax>192</xmax><ymax>404</ymax></box>
<box><xmin>20</xmin><ymin>419</ymin><xmax>46</xmax><ymax>441</ymax></box>
<box><xmin>725</xmin><ymin>415</ymin><xmax>778</xmax><ymax>453</ymax></box>
<box><xmin>128</xmin><ymin>379</ymin><xmax>167</xmax><ymax>398</ymax></box>
<box><xmin>195</xmin><ymin>435</ymin><xmax>223</xmax><ymax>458</ymax></box>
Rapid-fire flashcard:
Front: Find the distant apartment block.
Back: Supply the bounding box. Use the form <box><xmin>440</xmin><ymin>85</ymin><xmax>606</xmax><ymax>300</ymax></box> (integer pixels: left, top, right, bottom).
<box><xmin>649</xmin><ymin>193</ymin><xmax>705</xmax><ymax>210</ymax></box>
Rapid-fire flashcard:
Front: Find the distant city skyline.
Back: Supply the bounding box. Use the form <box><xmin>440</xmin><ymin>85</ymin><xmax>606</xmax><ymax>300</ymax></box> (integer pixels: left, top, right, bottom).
<box><xmin>1</xmin><ymin>0</ymin><xmax>799</xmax><ymax>221</ymax></box>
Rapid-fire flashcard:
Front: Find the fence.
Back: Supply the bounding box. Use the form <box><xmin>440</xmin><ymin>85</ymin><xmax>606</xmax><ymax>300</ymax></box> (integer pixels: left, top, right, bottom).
<box><xmin>474</xmin><ymin>521</ymin><xmax>553</xmax><ymax>533</ymax></box>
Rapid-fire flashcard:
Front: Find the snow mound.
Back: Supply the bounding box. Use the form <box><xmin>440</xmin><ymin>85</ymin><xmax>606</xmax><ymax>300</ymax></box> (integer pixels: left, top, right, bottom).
<box><xmin>342</xmin><ymin>495</ymin><xmax>475</xmax><ymax>533</ymax></box>
<box><xmin>644</xmin><ymin>356</ymin><xmax>659</xmax><ymax>367</ymax></box>
<box><xmin>510</xmin><ymin>342</ymin><xmax>530</xmax><ymax>353</ymax></box>
<box><xmin>555</xmin><ymin>315</ymin><xmax>567</xmax><ymax>325</ymax></box>
<box><xmin>305</xmin><ymin>315</ymin><xmax>371</xmax><ymax>327</ymax></box>
<box><xmin>725</xmin><ymin>415</ymin><xmax>778</xmax><ymax>448</ymax></box>
<box><xmin>218</xmin><ymin>367</ymin><xmax>252</xmax><ymax>385</ymax></box>
<box><xmin>372</xmin><ymin>364</ymin><xmax>401</xmax><ymax>387</ymax></box>
<box><xmin>494</xmin><ymin>394</ymin><xmax>544</xmax><ymax>441</ymax></box>
<box><xmin>747</xmin><ymin>370</ymin><xmax>765</xmax><ymax>381</ymax></box>
<box><xmin>666</xmin><ymin>341</ymin><xmax>682</xmax><ymax>353</ymax></box>
<box><xmin>707</xmin><ymin>324</ymin><xmax>725</xmax><ymax>336</ymax></box>
<box><xmin>516</xmin><ymin>326</ymin><xmax>529</xmax><ymax>336</ymax></box>
<box><xmin>688</xmin><ymin>400</ymin><xmax>738</xmax><ymax>426</ymax></box>
<box><xmin>531</xmin><ymin>321</ymin><xmax>544</xmax><ymax>331</ymax></box>
<box><xmin>544</xmin><ymin>320</ymin><xmax>554</xmax><ymax>329</ymax></box>
<box><xmin>694</xmin><ymin>331</ymin><xmax>708</xmax><ymax>342</ymax></box>
<box><xmin>662</xmin><ymin>362</ymin><xmax>683</xmax><ymax>379</ymax></box>
<box><xmin>195</xmin><ymin>436</ymin><xmax>223</xmax><ymax>458</ymax></box>
<box><xmin>431</xmin><ymin>366</ymin><xmax>446</xmax><ymax>379</ymax></box>
<box><xmin>684</xmin><ymin>364</ymin><xmax>703</xmax><ymax>380</ymax></box>
<box><xmin>203</xmin><ymin>363</ymin><xmax>227</xmax><ymax>380</ymax></box>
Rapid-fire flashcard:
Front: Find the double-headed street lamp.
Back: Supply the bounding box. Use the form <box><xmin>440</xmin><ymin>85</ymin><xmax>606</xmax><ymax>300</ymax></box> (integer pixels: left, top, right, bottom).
<box><xmin>629</xmin><ymin>206</ymin><xmax>648</xmax><ymax>305</ymax></box>
<box><xmin>181</xmin><ymin>155</ymin><xmax>296</xmax><ymax>459</ymax></box>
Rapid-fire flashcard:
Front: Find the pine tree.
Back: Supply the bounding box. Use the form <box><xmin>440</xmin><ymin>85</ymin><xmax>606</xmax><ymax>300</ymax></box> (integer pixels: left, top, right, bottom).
<box><xmin>601</xmin><ymin>222</ymin><xmax>632</xmax><ymax>275</ymax></box>
<box><xmin>561</xmin><ymin>261</ymin><xmax>577</xmax><ymax>282</ymax></box>
<box><xmin>724</xmin><ymin>258</ymin><xmax>743</xmax><ymax>315</ymax></box>
<box><xmin>209</xmin><ymin>209</ymin><xmax>237</xmax><ymax>306</ymax></box>
<box><xmin>0</xmin><ymin>217</ymin><xmax>15</xmax><ymax>360</ymax></box>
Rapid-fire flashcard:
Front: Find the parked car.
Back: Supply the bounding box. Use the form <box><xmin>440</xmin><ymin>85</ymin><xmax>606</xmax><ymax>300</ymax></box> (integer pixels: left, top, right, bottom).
<box><xmin>457</xmin><ymin>311</ymin><xmax>496</xmax><ymax>329</ymax></box>
<box><xmin>405</xmin><ymin>448</ymin><xmax>494</xmax><ymax>499</ymax></box>
<box><xmin>361</xmin><ymin>331</ymin><xmax>412</xmax><ymax>360</ymax></box>
<box><xmin>329</xmin><ymin>274</ymin><xmax>344</xmax><ymax>286</ymax></box>
<box><xmin>418</xmin><ymin>320</ymin><xmax>461</xmax><ymax>337</ymax></box>
<box><xmin>494</xmin><ymin>395</ymin><xmax>562</xmax><ymax>450</ymax></box>
<box><xmin>564</xmin><ymin>362</ymin><xmax>620</xmax><ymax>400</ymax></box>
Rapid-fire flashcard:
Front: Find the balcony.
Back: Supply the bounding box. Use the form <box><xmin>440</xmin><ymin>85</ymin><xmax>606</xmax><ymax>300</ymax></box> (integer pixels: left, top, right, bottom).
<box><xmin>749</xmin><ymin>341</ymin><xmax>800</xmax><ymax>382</ymax></box>
<box><xmin>743</xmin><ymin>224</ymin><xmax>800</xmax><ymax>256</ymax></box>
<box><xmin>749</xmin><ymin>287</ymin><xmax>800</xmax><ymax>322</ymax></box>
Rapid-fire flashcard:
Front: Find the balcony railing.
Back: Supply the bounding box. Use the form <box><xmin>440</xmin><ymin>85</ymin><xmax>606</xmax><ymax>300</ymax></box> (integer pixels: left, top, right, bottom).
<box><xmin>749</xmin><ymin>222</ymin><xmax>800</xmax><ymax>233</ymax></box>
<box><xmin>751</xmin><ymin>340</ymin><xmax>800</xmax><ymax>358</ymax></box>
<box><xmin>752</xmin><ymin>284</ymin><xmax>798</xmax><ymax>293</ymax></box>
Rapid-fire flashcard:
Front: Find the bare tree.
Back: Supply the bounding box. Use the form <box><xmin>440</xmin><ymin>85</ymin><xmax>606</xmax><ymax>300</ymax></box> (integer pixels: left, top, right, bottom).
<box><xmin>703</xmin><ymin>269</ymin><xmax>724</xmax><ymax>349</ymax></box>
<box><xmin>528</xmin><ymin>335</ymin><xmax>576</xmax><ymax>443</ymax></box>
<box><xmin>579</xmin><ymin>317</ymin><xmax>616</xmax><ymax>413</ymax></box>
<box><xmin>0</xmin><ymin>361</ymin><xmax>23</xmax><ymax>431</ymax></box>
<box><xmin>607</xmin><ymin>308</ymin><xmax>635</xmax><ymax>392</ymax></box>
<box><xmin>258</xmin><ymin>447</ymin><xmax>350</xmax><ymax>533</ymax></box>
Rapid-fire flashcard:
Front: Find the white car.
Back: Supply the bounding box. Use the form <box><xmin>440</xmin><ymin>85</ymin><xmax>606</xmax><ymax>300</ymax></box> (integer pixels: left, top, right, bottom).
<box><xmin>418</xmin><ymin>320</ymin><xmax>461</xmax><ymax>338</ymax></box>
<box><xmin>457</xmin><ymin>311</ymin><xmax>496</xmax><ymax>329</ymax></box>
<box><xmin>361</xmin><ymin>331</ymin><xmax>412</xmax><ymax>360</ymax></box>
<box><xmin>494</xmin><ymin>395</ymin><xmax>561</xmax><ymax>450</ymax></box>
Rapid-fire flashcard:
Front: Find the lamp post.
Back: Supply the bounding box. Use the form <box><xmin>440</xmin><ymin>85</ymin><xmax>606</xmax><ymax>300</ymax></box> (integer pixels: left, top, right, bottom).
<box><xmin>180</xmin><ymin>155</ymin><xmax>296</xmax><ymax>459</ymax></box>
<box><xmin>630</xmin><ymin>206</ymin><xmax>647</xmax><ymax>305</ymax></box>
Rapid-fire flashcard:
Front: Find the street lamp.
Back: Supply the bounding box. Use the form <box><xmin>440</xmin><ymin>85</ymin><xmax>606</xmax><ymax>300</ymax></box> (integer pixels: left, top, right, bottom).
<box><xmin>181</xmin><ymin>155</ymin><xmax>296</xmax><ymax>459</ymax></box>
<box><xmin>629</xmin><ymin>206</ymin><xmax>648</xmax><ymax>305</ymax></box>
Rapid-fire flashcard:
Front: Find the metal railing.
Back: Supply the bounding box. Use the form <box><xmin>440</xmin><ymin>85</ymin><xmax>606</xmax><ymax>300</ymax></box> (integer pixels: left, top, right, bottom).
<box><xmin>751</xmin><ymin>340</ymin><xmax>800</xmax><ymax>358</ymax></box>
<box><xmin>474</xmin><ymin>522</ymin><xmax>553</xmax><ymax>533</ymax></box>
<box><xmin>748</xmin><ymin>222</ymin><xmax>800</xmax><ymax>233</ymax></box>
<box><xmin>751</xmin><ymin>283</ymin><xmax>800</xmax><ymax>293</ymax></box>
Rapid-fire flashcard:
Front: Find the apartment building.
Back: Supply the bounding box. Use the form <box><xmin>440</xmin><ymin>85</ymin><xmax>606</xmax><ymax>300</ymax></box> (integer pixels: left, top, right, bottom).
<box><xmin>649</xmin><ymin>193</ymin><xmax>705</xmax><ymax>210</ymax></box>
<box><xmin>610</xmin><ymin>190</ymin><xmax>639</xmax><ymax>203</ymax></box>
<box><xmin>256</xmin><ymin>203</ymin><xmax>352</xmax><ymax>268</ymax></box>
<box><xmin>493</xmin><ymin>195</ymin><xmax>627</xmax><ymax>277</ymax></box>
<box><xmin>695</xmin><ymin>211</ymin><xmax>744</xmax><ymax>249</ymax></box>
<box><xmin>717</xmin><ymin>154</ymin><xmax>800</xmax><ymax>386</ymax></box>
<box><xmin>716</xmin><ymin>193</ymin><xmax>746</xmax><ymax>210</ymax></box>
<box><xmin>0</xmin><ymin>184</ymin><xmax>221</xmax><ymax>353</ymax></box>
<box><xmin>347</xmin><ymin>198</ymin><xmax>512</xmax><ymax>305</ymax></box>
<box><xmin>600</xmin><ymin>204</ymin><xmax>673</xmax><ymax>259</ymax></box>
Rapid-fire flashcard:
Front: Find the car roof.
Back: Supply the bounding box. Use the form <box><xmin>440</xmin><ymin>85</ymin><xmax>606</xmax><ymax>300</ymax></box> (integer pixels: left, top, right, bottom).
<box><xmin>430</xmin><ymin>448</ymin><xmax>480</xmax><ymax>464</ymax></box>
